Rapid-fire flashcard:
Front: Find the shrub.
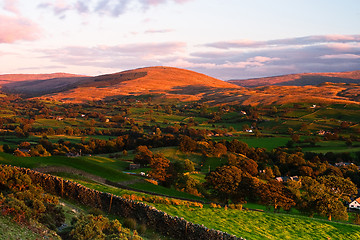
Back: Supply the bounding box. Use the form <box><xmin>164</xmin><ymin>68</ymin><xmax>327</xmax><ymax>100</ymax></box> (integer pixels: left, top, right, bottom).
<box><xmin>70</xmin><ymin>215</ymin><xmax>142</xmax><ymax>240</ymax></box>
<box><xmin>210</xmin><ymin>203</ymin><xmax>221</xmax><ymax>208</ymax></box>
<box><xmin>228</xmin><ymin>204</ymin><xmax>243</xmax><ymax>210</ymax></box>
<box><xmin>354</xmin><ymin>213</ymin><xmax>360</xmax><ymax>225</ymax></box>
<box><xmin>123</xmin><ymin>217</ymin><xmax>137</xmax><ymax>230</ymax></box>
<box><xmin>88</xmin><ymin>207</ymin><xmax>104</xmax><ymax>216</ymax></box>
<box><xmin>137</xmin><ymin>223</ymin><xmax>147</xmax><ymax>234</ymax></box>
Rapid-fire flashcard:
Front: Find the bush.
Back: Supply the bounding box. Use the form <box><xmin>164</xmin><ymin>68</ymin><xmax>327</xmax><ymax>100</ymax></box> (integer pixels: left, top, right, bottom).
<box><xmin>354</xmin><ymin>213</ymin><xmax>360</xmax><ymax>225</ymax></box>
<box><xmin>70</xmin><ymin>215</ymin><xmax>142</xmax><ymax>240</ymax></box>
<box><xmin>88</xmin><ymin>207</ymin><xmax>104</xmax><ymax>216</ymax></box>
<box><xmin>123</xmin><ymin>217</ymin><xmax>137</xmax><ymax>230</ymax></box>
<box><xmin>137</xmin><ymin>223</ymin><xmax>147</xmax><ymax>234</ymax></box>
<box><xmin>210</xmin><ymin>203</ymin><xmax>221</xmax><ymax>208</ymax></box>
<box><xmin>228</xmin><ymin>204</ymin><xmax>243</xmax><ymax>210</ymax></box>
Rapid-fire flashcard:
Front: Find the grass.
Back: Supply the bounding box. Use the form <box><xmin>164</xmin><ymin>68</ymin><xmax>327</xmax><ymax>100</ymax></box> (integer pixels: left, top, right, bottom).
<box><xmin>153</xmin><ymin>204</ymin><xmax>360</xmax><ymax>240</ymax></box>
<box><xmin>129</xmin><ymin>181</ymin><xmax>205</xmax><ymax>202</ymax></box>
<box><xmin>236</xmin><ymin>136</ymin><xmax>290</xmax><ymax>150</ymax></box>
<box><xmin>52</xmin><ymin>173</ymin><xmax>360</xmax><ymax>240</ymax></box>
<box><xmin>0</xmin><ymin>215</ymin><xmax>60</xmax><ymax>240</ymax></box>
<box><xmin>302</xmin><ymin>108</ymin><xmax>360</xmax><ymax>122</ymax></box>
<box><xmin>303</xmin><ymin>141</ymin><xmax>360</xmax><ymax>153</ymax></box>
<box><xmin>0</xmin><ymin>152</ymin><xmax>135</xmax><ymax>182</ymax></box>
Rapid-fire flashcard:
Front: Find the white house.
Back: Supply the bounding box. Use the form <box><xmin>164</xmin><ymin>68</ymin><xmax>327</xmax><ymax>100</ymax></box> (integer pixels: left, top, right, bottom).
<box><xmin>349</xmin><ymin>197</ymin><xmax>360</xmax><ymax>210</ymax></box>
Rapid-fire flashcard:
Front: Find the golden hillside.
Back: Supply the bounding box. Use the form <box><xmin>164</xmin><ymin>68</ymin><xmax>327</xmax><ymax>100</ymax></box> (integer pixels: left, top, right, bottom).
<box><xmin>38</xmin><ymin>66</ymin><xmax>241</xmax><ymax>102</ymax></box>
<box><xmin>229</xmin><ymin>70</ymin><xmax>360</xmax><ymax>87</ymax></box>
<box><xmin>1</xmin><ymin>67</ymin><xmax>360</xmax><ymax>106</ymax></box>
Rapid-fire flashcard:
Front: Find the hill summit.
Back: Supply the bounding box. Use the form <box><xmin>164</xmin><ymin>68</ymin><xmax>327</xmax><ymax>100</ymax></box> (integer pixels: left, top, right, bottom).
<box><xmin>1</xmin><ymin>66</ymin><xmax>240</xmax><ymax>102</ymax></box>
<box><xmin>1</xmin><ymin>67</ymin><xmax>360</xmax><ymax>105</ymax></box>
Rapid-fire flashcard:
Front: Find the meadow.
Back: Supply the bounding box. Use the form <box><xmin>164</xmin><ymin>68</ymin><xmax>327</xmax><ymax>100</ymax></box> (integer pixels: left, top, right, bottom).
<box><xmin>50</xmin><ymin>172</ymin><xmax>360</xmax><ymax>240</ymax></box>
<box><xmin>1</xmin><ymin>94</ymin><xmax>360</xmax><ymax>240</ymax></box>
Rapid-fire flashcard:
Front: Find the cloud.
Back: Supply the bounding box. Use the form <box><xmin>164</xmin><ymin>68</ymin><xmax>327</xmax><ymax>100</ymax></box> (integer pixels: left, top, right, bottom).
<box><xmin>145</xmin><ymin>29</ymin><xmax>174</xmax><ymax>34</ymax></box>
<box><xmin>38</xmin><ymin>0</ymin><xmax>72</xmax><ymax>16</ymax></box>
<box><xmin>320</xmin><ymin>54</ymin><xmax>360</xmax><ymax>59</ymax></box>
<box><xmin>41</xmin><ymin>42</ymin><xmax>186</xmax><ymax>69</ymax></box>
<box><xmin>186</xmin><ymin>35</ymin><xmax>360</xmax><ymax>79</ymax></box>
<box><xmin>206</xmin><ymin>35</ymin><xmax>360</xmax><ymax>49</ymax></box>
<box><xmin>38</xmin><ymin>0</ymin><xmax>194</xmax><ymax>17</ymax></box>
<box><xmin>3</xmin><ymin>0</ymin><xmax>20</xmax><ymax>14</ymax></box>
<box><xmin>0</xmin><ymin>15</ymin><xmax>41</xmax><ymax>43</ymax></box>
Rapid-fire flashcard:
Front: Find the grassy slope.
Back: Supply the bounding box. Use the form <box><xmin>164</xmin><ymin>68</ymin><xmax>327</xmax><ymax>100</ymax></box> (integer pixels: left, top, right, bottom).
<box><xmin>154</xmin><ymin>205</ymin><xmax>360</xmax><ymax>240</ymax></box>
<box><xmin>50</xmin><ymin>175</ymin><xmax>360</xmax><ymax>240</ymax></box>
<box><xmin>0</xmin><ymin>152</ymin><xmax>134</xmax><ymax>182</ymax></box>
<box><xmin>0</xmin><ymin>215</ymin><xmax>60</xmax><ymax>240</ymax></box>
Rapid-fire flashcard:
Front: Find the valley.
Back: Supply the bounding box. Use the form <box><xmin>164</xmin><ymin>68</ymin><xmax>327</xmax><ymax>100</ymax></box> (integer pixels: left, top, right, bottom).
<box><xmin>0</xmin><ymin>67</ymin><xmax>360</xmax><ymax>239</ymax></box>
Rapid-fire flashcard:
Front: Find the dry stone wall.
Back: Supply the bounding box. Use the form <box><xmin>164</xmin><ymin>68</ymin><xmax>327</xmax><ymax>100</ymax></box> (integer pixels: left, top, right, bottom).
<box><xmin>11</xmin><ymin>165</ymin><xmax>245</xmax><ymax>240</ymax></box>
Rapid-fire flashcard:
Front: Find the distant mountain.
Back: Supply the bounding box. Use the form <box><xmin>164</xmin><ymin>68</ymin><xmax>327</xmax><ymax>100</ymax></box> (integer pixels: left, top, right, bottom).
<box><xmin>1</xmin><ymin>67</ymin><xmax>360</xmax><ymax>105</ymax></box>
<box><xmin>1</xmin><ymin>66</ymin><xmax>240</xmax><ymax>102</ymax></box>
<box><xmin>0</xmin><ymin>73</ymin><xmax>88</xmax><ymax>84</ymax></box>
<box><xmin>228</xmin><ymin>70</ymin><xmax>360</xmax><ymax>87</ymax></box>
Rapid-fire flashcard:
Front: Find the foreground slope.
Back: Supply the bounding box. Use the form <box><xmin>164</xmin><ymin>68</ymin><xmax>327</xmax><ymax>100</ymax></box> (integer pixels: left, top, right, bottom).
<box><xmin>229</xmin><ymin>70</ymin><xmax>360</xmax><ymax>87</ymax></box>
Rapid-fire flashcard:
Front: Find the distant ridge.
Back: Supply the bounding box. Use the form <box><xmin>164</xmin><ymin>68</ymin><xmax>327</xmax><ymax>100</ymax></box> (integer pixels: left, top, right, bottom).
<box><xmin>0</xmin><ymin>73</ymin><xmax>88</xmax><ymax>84</ymax></box>
<box><xmin>1</xmin><ymin>66</ymin><xmax>240</xmax><ymax>102</ymax></box>
<box><xmin>228</xmin><ymin>70</ymin><xmax>360</xmax><ymax>87</ymax></box>
<box><xmin>1</xmin><ymin>67</ymin><xmax>359</xmax><ymax>106</ymax></box>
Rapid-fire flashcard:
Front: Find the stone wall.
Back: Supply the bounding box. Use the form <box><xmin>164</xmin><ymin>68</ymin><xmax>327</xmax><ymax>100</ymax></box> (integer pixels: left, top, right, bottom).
<box><xmin>13</xmin><ymin>166</ymin><xmax>245</xmax><ymax>240</ymax></box>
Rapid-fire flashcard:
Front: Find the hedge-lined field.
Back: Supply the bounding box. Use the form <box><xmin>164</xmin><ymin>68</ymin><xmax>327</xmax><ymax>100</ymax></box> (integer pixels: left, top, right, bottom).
<box><xmin>55</xmin><ymin>173</ymin><xmax>360</xmax><ymax>240</ymax></box>
<box><xmin>11</xmin><ymin>165</ymin><xmax>243</xmax><ymax>240</ymax></box>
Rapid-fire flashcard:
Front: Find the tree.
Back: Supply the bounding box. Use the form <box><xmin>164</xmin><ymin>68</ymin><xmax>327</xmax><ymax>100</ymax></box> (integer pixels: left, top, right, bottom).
<box><xmin>184</xmin><ymin>159</ymin><xmax>195</xmax><ymax>172</ymax></box>
<box><xmin>257</xmin><ymin>180</ymin><xmax>296</xmax><ymax>211</ymax></box>
<box><xmin>227</xmin><ymin>139</ymin><xmax>249</xmax><ymax>155</ymax></box>
<box><xmin>232</xmin><ymin>157</ymin><xmax>258</xmax><ymax>177</ymax></box>
<box><xmin>205</xmin><ymin>165</ymin><xmax>242</xmax><ymax>203</ymax></box>
<box><xmin>298</xmin><ymin>166</ymin><xmax>314</xmax><ymax>177</ymax></box>
<box><xmin>175</xmin><ymin>174</ymin><xmax>202</xmax><ymax>196</ymax></box>
<box><xmin>30</xmin><ymin>144</ymin><xmax>51</xmax><ymax>157</ymax></box>
<box><xmin>212</xmin><ymin>143</ymin><xmax>227</xmax><ymax>157</ymax></box>
<box><xmin>179</xmin><ymin>136</ymin><xmax>197</xmax><ymax>152</ymax></box>
<box><xmin>237</xmin><ymin>176</ymin><xmax>261</xmax><ymax>202</ymax></box>
<box><xmin>133</xmin><ymin>145</ymin><xmax>153</xmax><ymax>166</ymax></box>
<box><xmin>299</xmin><ymin>176</ymin><xmax>357</xmax><ymax>221</ymax></box>
<box><xmin>148</xmin><ymin>153</ymin><xmax>171</xmax><ymax>183</ymax></box>
<box><xmin>273</xmin><ymin>165</ymin><xmax>281</xmax><ymax>177</ymax></box>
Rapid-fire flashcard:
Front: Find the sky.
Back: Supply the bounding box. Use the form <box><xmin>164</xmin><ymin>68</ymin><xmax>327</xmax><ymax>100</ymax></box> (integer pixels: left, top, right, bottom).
<box><xmin>0</xmin><ymin>0</ymin><xmax>360</xmax><ymax>80</ymax></box>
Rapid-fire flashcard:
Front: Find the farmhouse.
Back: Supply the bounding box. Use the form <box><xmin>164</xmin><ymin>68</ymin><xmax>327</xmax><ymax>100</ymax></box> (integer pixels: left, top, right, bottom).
<box><xmin>349</xmin><ymin>197</ymin><xmax>360</xmax><ymax>210</ymax></box>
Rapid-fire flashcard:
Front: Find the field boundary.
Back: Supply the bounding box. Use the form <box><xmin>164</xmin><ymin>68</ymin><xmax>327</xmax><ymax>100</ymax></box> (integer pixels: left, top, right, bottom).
<box><xmin>7</xmin><ymin>165</ymin><xmax>244</xmax><ymax>240</ymax></box>
<box><xmin>33</xmin><ymin>165</ymin><xmax>210</xmax><ymax>204</ymax></box>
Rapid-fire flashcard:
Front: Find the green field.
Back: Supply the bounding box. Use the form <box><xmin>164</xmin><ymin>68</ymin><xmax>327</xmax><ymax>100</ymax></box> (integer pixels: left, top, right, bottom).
<box><xmin>0</xmin><ymin>152</ymin><xmax>134</xmax><ymax>182</ymax></box>
<box><xmin>303</xmin><ymin>141</ymin><xmax>360</xmax><ymax>153</ymax></box>
<box><xmin>48</xmin><ymin>174</ymin><xmax>360</xmax><ymax>240</ymax></box>
<box><xmin>154</xmin><ymin>205</ymin><xmax>360</xmax><ymax>240</ymax></box>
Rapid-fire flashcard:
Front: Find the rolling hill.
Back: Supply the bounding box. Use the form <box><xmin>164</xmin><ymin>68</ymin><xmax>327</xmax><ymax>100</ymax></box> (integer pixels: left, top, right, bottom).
<box><xmin>1</xmin><ymin>67</ymin><xmax>360</xmax><ymax>106</ymax></box>
<box><xmin>228</xmin><ymin>70</ymin><xmax>360</xmax><ymax>87</ymax></box>
<box><xmin>0</xmin><ymin>73</ymin><xmax>88</xmax><ymax>84</ymax></box>
<box><xmin>1</xmin><ymin>66</ymin><xmax>241</xmax><ymax>102</ymax></box>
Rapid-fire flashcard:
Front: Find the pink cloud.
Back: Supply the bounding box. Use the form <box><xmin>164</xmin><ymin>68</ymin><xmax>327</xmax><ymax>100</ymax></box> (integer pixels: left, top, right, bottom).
<box><xmin>320</xmin><ymin>54</ymin><xmax>360</xmax><ymax>59</ymax></box>
<box><xmin>206</xmin><ymin>35</ymin><xmax>360</xmax><ymax>49</ymax></box>
<box><xmin>140</xmin><ymin>0</ymin><xmax>192</xmax><ymax>6</ymax></box>
<box><xmin>38</xmin><ymin>0</ymin><xmax>194</xmax><ymax>17</ymax></box>
<box><xmin>248</xmin><ymin>56</ymin><xmax>280</xmax><ymax>63</ymax></box>
<box><xmin>0</xmin><ymin>15</ymin><xmax>41</xmax><ymax>43</ymax></box>
<box><xmin>145</xmin><ymin>29</ymin><xmax>174</xmax><ymax>34</ymax></box>
<box><xmin>3</xmin><ymin>0</ymin><xmax>20</xmax><ymax>14</ymax></box>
